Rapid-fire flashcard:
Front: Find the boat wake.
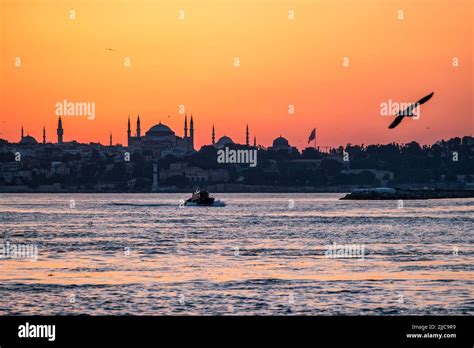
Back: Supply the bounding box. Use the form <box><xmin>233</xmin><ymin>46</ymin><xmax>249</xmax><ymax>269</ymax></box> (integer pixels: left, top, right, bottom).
<box><xmin>212</xmin><ymin>200</ymin><xmax>226</xmax><ymax>207</ymax></box>
<box><xmin>110</xmin><ymin>203</ymin><xmax>172</xmax><ymax>207</ymax></box>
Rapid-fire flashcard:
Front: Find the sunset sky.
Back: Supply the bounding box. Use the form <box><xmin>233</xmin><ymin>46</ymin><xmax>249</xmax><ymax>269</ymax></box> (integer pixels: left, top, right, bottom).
<box><xmin>0</xmin><ymin>0</ymin><xmax>472</xmax><ymax>149</ymax></box>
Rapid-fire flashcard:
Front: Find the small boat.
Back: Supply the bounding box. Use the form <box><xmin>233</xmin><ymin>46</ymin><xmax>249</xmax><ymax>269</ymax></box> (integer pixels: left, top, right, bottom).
<box><xmin>184</xmin><ymin>190</ymin><xmax>225</xmax><ymax>206</ymax></box>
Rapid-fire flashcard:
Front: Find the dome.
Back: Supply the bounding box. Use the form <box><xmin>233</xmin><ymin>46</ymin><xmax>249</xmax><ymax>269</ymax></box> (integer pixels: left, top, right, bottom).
<box><xmin>215</xmin><ymin>135</ymin><xmax>234</xmax><ymax>148</ymax></box>
<box><xmin>20</xmin><ymin>135</ymin><xmax>38</xmax><ymax>145</ymax></box>
<box><xmin>272</xmin><ymin>136</ymin><xmax>289</xmax><ymax>148</ymax></box>
<box><xmin>146</xmin><ymin>122</ymin><xmax>175</xmax><ymax>137</ymax></box>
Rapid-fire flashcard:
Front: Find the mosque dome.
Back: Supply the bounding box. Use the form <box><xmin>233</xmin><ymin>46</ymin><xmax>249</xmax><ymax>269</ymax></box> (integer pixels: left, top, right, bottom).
<box><xmin>20</xmin><ymin>135</ymin><xmax>38</xmax><ymax>145</ymax></box>
<box><xmin>215</xmin><ymin>135</ymin><xmax>235</xmax><ymax>148</ymax></box>
<box><xmin>272</xmin><ymin>136</ymin><xmax>289</xmax><ymax>149</ymax></box>
<box><xmin>146</xmin><ymin>122</ymin><xmax>175</xmax><ymax>137</ymax></box>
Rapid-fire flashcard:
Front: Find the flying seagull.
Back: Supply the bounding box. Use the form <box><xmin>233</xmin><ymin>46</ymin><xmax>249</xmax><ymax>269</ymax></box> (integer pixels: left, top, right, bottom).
<box><xmin>388</xmin><ymin>92</ymin><xmax>434</xmax><ymax>129</ymax></box>
<box><xmin>105</xmin><ymin>48</ymin><xmax>116</xmax><ymax>52</ymax></box>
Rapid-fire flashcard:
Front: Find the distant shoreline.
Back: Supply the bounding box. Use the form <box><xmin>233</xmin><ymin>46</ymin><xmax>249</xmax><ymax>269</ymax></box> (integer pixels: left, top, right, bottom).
<box><xmin>1</xmin><ymin>188</ymin><xmax>474</xmax><ymax>199</ymax></box>
<box><xmin>0</xmin><ymin>189</ymin><xmax>348</xmax><ymax>194</ymax></box>
<box><xmin>1</xmin><ymin>185</ymin><xmax>353</xmax><ymax>194</ymax></box>
<box><xmin>341</xmin><ymin>189</ymin><xmax>474</xmax><ymax>200</ymax></box>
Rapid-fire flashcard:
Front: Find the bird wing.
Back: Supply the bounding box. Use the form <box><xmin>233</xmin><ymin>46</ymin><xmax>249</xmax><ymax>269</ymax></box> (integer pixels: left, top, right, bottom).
<box><xmin>416</xmin><ymin>92</ymin><xmax>434</xmax><ymax>105</ymax></box>
<box><xmin>396</xmin><ymin>103</ymin><xmax>416</xmax><ymax>117</ymax></box>
<box><xmin>388</xmin><ymin>115</ymin><xmax>405</xmax><ymax>129</ymax></box>
<box><xmin>395</xmin><ymin>92</ymin><xmax>434</xmax><ymax>117</ymax></box>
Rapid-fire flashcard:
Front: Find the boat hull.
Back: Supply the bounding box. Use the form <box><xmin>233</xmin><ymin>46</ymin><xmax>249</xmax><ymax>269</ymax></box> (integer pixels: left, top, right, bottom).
<box><xmin>184</xmin><ymin>199</ymin><xmax>225</xmax><ymax>207</ymax></box>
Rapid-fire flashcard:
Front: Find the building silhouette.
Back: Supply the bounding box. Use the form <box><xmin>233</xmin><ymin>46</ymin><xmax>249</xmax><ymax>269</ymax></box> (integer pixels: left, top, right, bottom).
<box><xmin>127</xmin><ymin>114</ymin><xmax>195</xmax><ymax>158</ymax></box>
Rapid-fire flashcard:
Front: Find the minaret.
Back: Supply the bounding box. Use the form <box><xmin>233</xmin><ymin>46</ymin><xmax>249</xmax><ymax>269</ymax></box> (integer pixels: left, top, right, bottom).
<box><xmin>57</xmin><ymin>116</ymin><xmax>63</xmax><ymax>144</ymax></box>
<box><xmin>127</xmin><ymin>116</ymin><xmax>131</xmax><ymax>146</ymax></box>
<box><xmin>110</xmin><ymin>132</ymin><xmax>112</xmax><ymax>146</ymax></box>
<box><xmin>184</xmin><ymin>114</ymin><xmax>188</xmax><ymax>138</ymax></box>
<box><xmin>136</xmin><ymin>115</ymin><xmax>141</xmax><ymax>137</ymax></box>
<box><xmin>43</xmin><ymin>126</ymin><xmax>46</xmax><ymax>144</ymax></box>
<box><xmin>253</xmin><ymin>136</ymin><xmax>256</xmax><ymax>147</ymax></box>
<box><xmin>212</xmin><ymin>125</ymin><xmax>215</xmax><ymax>145</ymax></box>
<box><xmin>21</xmin><ymin>126</ymin><xmax>24</xmax><ymax>140</ymax></box>
<box><xmin>189</xmin><ymin>115</ymin><xmax>194</xmax><ymax>150</ymax></box>
<box><xmin>246</xmin><ymin>124</ymin><xmax>249</xmax><ymax>146</ymax></box>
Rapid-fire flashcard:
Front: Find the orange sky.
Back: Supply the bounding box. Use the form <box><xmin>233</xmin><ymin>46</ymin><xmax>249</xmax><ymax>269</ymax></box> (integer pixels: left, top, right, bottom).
<box><xmin>0</xmin><ymin>0</ymin><xmax>472</xmax><ymax>149</ymax></box>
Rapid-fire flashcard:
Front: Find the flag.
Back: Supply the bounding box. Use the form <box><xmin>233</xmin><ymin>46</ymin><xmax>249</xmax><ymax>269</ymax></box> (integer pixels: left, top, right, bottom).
<box><xmin>307</xmin><ymin>128</ymin><xmax>316</xmax><ymax>143</ymax></box>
